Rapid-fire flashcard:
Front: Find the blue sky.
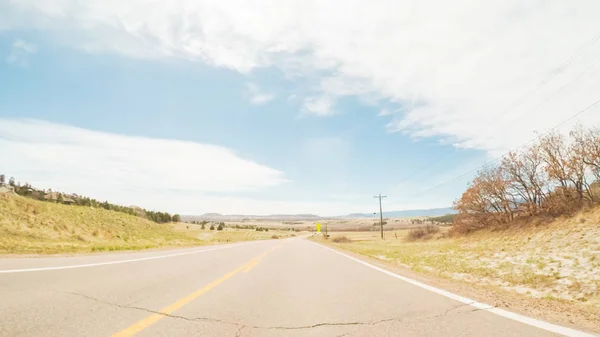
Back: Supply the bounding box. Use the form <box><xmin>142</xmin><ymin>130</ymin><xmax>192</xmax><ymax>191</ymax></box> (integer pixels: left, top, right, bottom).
<box><xmin>1</xmin><ymin>1</ymin><xmax>599</xmax><ymax>215</ymax></box>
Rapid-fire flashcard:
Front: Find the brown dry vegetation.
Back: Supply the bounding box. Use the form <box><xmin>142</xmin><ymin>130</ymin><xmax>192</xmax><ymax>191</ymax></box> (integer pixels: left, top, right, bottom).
<box><xmin>406</xmin><ymin>224</ymin><xmax>440</xmax><ymax>241</ymax></box>
<box><xmin>454</xmin><ymin>125</ymin><xmax>600</xmax><ymax>234</ymax></box>
<box><xmin>331</xmin><ymin>235</ymin><xmax>352</xmax><ymax>243</ymax></box>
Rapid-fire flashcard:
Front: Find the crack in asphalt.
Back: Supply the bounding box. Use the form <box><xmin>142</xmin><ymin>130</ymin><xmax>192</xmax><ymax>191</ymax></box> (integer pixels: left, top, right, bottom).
<box><xmin>234</xmin><ymin>325</ymin><xmax>245</xmax><ymax>337</ymax></box>
<box><xmin>228</xmin><ymin>317</ymin><xmax>404</xmax><ymax>337</ymax></box>
<box><xmin>61</xmin><ymin>291</ymin><xmax>496</xmax><ymax>336</ymax></box>
<box><xmin>60</xmin><ymin>291</ymin><xmax>241</xmax><ymax>326</ymax></box>
<box><xmin>442</xmin><ymin>301</ymin><xmax>477</xmax><ymax>316</ymax></box>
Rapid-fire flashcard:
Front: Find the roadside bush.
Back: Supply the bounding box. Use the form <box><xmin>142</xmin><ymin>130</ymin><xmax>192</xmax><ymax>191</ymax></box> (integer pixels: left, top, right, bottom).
<box><xmin>424</xmin><ymin>223</ymin><xmax>439</xmax><ymax>234</ymax></box>
<box><xmin>407</xmin><ymin>227</ymin><xmax>427</xmax><ymax>240</ymax></box>
<box><xmin>331</xmin><ymin>236</ymin><xmax>352</xmax><ymax>243</ymax></box>
<box><xmin>452</xmin><ymin>126</ymin><xmax>600</xmax><ymax>234</ymax></box>
<box><xmin>407</xmin><ymin>224</ymin><xmax>439</xmax><ymax>241</ymax></box>
<box><xmin>271</xmin><ymin>235</ymin><xmax>279</xmax><ymax>239</ymax></box>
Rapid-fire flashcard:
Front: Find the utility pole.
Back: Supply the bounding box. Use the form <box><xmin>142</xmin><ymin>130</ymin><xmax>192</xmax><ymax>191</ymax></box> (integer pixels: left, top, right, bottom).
<box><xmin>374</xmin><ymin>194</ymin><xmax>387</xmax><ymax>240</ymax></box>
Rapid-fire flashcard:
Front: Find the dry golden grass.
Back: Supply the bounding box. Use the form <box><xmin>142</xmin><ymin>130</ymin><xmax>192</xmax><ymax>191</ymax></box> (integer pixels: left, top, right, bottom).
<box><xmin>0</xmin><ymin>194</ymin><xmax>287</xmax><ymax>255</ymax></box>
<box><xmin>172</xmin><ymin>222</ymin><xmax>295</xmax><ymax>243</ymax></box>
<box><xmin>312</xmin><ymin>208</ymin><xmax>600</xmax><ymax>308</ymax></box>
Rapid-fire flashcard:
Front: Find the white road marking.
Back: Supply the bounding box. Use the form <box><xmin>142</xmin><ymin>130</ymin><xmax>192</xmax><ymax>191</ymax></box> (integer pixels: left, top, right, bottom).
<box><xmin>311</xmin><ymin>241</ymin><xmax>597</xmax><ymax>337</ymax></box>
<box><xmin>0</xmin><ymin>240</ymin><xmax>265</xmax><ymax>274</ymax></box>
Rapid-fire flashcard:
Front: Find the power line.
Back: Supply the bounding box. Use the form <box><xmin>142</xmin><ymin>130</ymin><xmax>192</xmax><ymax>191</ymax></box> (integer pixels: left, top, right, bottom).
<box><xmin>394</xmin><ymin>29</ymin><xmax>600</xmax><ymax>186</ymax></box>
<box><xmin>409</xmin><ymin>97</ymin><xmax>600</xmax><ymax>199</ymax></box>
<box><xmin>496</xmin><ymin>29</ymin><xmax>600</xmax><ymax>123</ymax></box>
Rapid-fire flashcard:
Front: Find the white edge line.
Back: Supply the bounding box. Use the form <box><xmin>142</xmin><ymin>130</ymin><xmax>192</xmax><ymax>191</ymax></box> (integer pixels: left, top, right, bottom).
<box><xmin>309</xmin><ymin>240</ymin><xmax>597</xmax><ymax>337</ymax></box>
<box><xmin>0</xmin><ymin>240</ymin><xmax>265</xmax><ymax>274</ymax></box>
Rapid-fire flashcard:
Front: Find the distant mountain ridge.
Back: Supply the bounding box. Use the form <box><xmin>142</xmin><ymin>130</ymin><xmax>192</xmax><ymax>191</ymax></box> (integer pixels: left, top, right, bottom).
<box><xmin>181</xmin><ymin>213</ymin><xmax>322</xmax><ymax>222</ymax></box>
<box><xmin>341</xmin><ymin>207</ymin><xmax>456</xmax><ymax>218</ymax></box>
<box><xmin>182</xmin><ymin>207</ymin><xmax>455</xmax><ymax>222</ymax></box>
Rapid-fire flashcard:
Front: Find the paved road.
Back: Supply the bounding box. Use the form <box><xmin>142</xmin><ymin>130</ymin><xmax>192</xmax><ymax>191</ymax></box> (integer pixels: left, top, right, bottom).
<box><xmin>0</xmin><ymin>238</ymin><xmax>593</xmax><ymax>337</ymax></box>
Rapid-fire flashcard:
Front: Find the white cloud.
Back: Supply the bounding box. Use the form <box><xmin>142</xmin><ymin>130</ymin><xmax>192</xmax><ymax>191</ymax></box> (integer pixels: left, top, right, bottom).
<box><xmin>0</xmin><ymin>119</ymin><xmax>455</xmax><ymax>214</ymax></box>
<box><xmin>302</xmin><ymin>96</ymin><xmax>334</xmax><ymax>116</ymax></box>
<box><xmin>5</xmin><ymin>1</ymin><xmax>600</xmax><ymax>152</ymax></box>
<box><xmin>378</xmin><ymin>109</ymin><xmax>392</xmax><ymax>117</ymax></box>
<box><xmin>6</xmin><ymin>39</ymin><xmax>37</xmax><ymax>65</ymax></box>
<box><xmin>244</xmin><ymin>83</ymin><xmax>274</xmax><ymax>105</ymax></box>
<box><xmin>0</xmin><ymin>119</ymin><xmax>290</xmax><ymax>212</ymax></box>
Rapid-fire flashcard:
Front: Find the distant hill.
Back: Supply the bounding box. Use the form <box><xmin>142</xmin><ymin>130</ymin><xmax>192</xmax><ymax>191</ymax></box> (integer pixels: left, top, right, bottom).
<box><xmin>182</xmin><ymin>207</ymin><xmax>455</xmax><ymax>222</ymax></box>
<box><xmin>342</xmin><ymin>207</ymin><xmax>456</xmax><ymax>218</ymax></box>
<box><xmin>181</xmin><ymin>213</ymin><xmax>322</xmax><ymax>222</ymax></box>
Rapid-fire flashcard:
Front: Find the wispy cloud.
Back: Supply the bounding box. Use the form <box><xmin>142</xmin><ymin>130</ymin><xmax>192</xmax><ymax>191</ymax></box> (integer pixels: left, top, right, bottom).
<box><xmin>0</xmin><ymin>119</ymin><xmax>289</xmax><ymax>212</ymax></box>
<box><xmin>6</xmin><ymin>39</ymin><xmax>37</xmax><ymax>66</ymax></box>
<box><xmin>378</xmin><ymin>109</ymin><xmax>392</xmax><ymax>117</ymax></box>
<box><xmin>244</xmin><ymin>83</ymin><xmax>274</xmax><ymax>105</ymax></box>
<box><xmin>5</xmin><ymin>0</ymin><xmax>598</xmax><ymax>152</ymax></box>
<box><xmin>302</xmin><ymin>96</ymin><xmax>334</xmax><ymax>116</ymax></box>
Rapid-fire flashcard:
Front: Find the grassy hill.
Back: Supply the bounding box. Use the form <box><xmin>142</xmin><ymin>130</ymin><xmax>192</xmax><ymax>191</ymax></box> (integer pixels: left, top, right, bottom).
<box><xmin>0</xmin><ymin>193</ymin><xmax>295</xmax><ymax>255</ymax></box>
<box><xmin>0</xmin><ymin>193</ymin><xmax>204</xmax><ymax>254</ymax></box>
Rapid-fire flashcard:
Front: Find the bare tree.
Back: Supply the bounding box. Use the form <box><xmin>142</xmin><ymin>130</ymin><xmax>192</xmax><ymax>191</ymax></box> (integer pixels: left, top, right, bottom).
<box><xmin>501</xmin><ymin>145</ymin><xmax>547</xmax><ymax>215</ymax></box>
<box><xmin>454</xmin><ymin>125</ymin><xmax>600</xmax><ymax>234</ymax></box>
<box><xmin>539</xmin><ymin>132</ymin><xmax>571</xmax><ymax>188</ymax></box>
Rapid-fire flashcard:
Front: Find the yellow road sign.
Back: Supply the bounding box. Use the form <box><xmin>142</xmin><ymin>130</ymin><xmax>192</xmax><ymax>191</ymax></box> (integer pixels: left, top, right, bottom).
<box><xmin>316</xmin><ymin>223</ymin><xmax>321</xmax><ymax>232</ymax></box>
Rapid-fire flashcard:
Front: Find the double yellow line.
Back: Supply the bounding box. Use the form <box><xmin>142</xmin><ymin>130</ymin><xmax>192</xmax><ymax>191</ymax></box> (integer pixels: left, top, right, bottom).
<box><xmin>112</xmin><ymin>244</ymin><xmax>282</xmax><ymax>337</ymax></box>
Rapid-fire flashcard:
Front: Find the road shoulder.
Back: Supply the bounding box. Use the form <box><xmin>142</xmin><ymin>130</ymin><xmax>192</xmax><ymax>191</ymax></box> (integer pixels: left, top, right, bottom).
<box><xmin>309</xmin><ymin>238</ymin><xmax>600</xmax><ymax>335</ymax></box>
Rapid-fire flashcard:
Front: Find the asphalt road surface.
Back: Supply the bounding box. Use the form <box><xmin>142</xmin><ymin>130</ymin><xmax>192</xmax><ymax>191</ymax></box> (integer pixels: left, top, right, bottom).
<box><xmin>0</xmin><ymin>238</ymin><xmax>594</xmax><ymax>337</ymax></box>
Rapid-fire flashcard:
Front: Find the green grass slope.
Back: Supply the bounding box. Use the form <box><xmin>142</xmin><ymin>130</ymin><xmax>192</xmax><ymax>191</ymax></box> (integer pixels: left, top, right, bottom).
<box><xmin>0</xmin><ymin>193</ymin><xmax>201</xmax><ymax>254</ymax></box>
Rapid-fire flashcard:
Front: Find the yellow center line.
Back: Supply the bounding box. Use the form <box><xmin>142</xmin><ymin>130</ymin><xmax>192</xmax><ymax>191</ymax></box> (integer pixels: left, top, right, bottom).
<box><xmin>111</xmin><ymin>244</ymin><xmax>282</xmax><ymax>337</ymax></box>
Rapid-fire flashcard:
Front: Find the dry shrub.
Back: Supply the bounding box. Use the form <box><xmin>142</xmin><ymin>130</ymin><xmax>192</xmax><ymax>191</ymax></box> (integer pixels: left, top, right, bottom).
<box><xmin>331</xmin><ymin>236</ymin><xmax>352</xmax><ymax>243</ymax></box>
<box><xmin>407</xmin><ymin>224</ymin><xmax>440</xmax><ymax>241</ymax></box>
<box><xmin>408</xmin><ymin>227</ymin><xmax>427</xmax><ymax>240</ymax></box>
<box><xmin>271</xmin><ymin>234</ymin><xmax>279</xmax><ymax>239</ymax></box>
<box><xmin>451</xmin><ymin>212</ymin><xmax>490</xmax><ymax>235</ymax></box>
<box><xmin>541</xmin><ymin>187</ymin><xmax>582</xmax><ymax>216</ymax></box>
<box><xmin>424</xmin><ymin>223</ymin><xmax>440</xmax><ymax>234</ymax></box>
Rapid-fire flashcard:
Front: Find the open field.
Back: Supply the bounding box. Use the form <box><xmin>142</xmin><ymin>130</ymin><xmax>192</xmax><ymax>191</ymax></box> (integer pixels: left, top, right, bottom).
<box><xmin>312</xmin><ymin>209</ymin><xmax>600</xmax><ymax>311</ymax></box>
<box><xmin>172</xmin><ymin>222</ymin><xmax>296</xmax><ymax>243</ymax></box>
<box><xmin>214</xmin><ymin>216</ymin><xmax>437</xmax><ymax>233</ymax></box>
<box><xmin>0</xmin><ymin>194</ymin><xmax>291</xmax><ymax>255</ymax></box>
